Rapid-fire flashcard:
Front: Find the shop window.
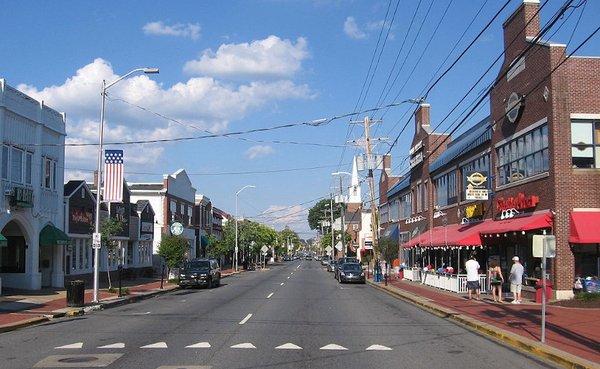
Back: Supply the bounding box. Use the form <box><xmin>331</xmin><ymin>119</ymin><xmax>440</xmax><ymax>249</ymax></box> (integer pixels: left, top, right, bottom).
<box><xmin>434</xmin><ymin>171</ymin><xmax>457</xmax><ymax>207</ymax></box>
<box><xmin>496</xmin><ymin>124</ymin><xmax>549</xmax><ymax>186</ymax></box>
<box><xmin>400</xmin><ymin>192</ymin><xmax>412</xmax><ymax>219</ymax></box>
<box><xmin>571</xmin><ymin>120</ymin><xmax>600</xmax><ymax>168</ymax></box>
<box><xmin>0</xmin><ymin>236</ymin><xmax>26</xmax><ymax>273</ymax></box>
<box><xmin>460</xmin><ymin>154</ymin><xmax>490</xmax><ymax>200</ymax></box>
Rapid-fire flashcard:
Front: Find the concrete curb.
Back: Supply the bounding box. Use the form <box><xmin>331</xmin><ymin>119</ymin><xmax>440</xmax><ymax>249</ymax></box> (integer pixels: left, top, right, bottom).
<box><xmin>0</xmin><ymin>316</ymin><xmax>50</xmax><ymax>333</ymax></box>
<box><xmin>367</xmin><ymin>280</ymin><xmax>600</xmax><ymax>369</ymax></box>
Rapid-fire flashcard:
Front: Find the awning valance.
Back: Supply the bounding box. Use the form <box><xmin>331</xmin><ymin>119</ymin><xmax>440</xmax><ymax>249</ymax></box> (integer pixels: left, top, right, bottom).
<box><xmin>0</xmin><ymin>233</ymin><xmax>7</xmax><ymax>247</ymax></box>
<box><xmin>40</xmin><ymin>225</ymin><xmax>70</xmax><ymax>246</ymax></box>
<box><xmin>478</xmin><ymin>211</ymin><xmax>553</xmax><ymax>235</ymax></box>
<box><xmin>569</xmin><ymin>211</ymin><xmax>600</xmax><ymax>244</ymax></box>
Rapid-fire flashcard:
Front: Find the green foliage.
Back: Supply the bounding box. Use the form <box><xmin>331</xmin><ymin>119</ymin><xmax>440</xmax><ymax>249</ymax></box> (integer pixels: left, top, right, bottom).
<box><xmin>378</xmin><ymin>236</ymin><xmax>399</xmax><ymax>264</ymax></box>
<box><xmin>158</xmin><ymin>234</ymin><xmax>189</xmax><ymax>269</ymax></box>
<box><xmin>212</xmin><ymin>218</ymin><xmax>279</xmax><ymax>258</ymax></box>
<box><xmin>576</xmin><ymin>292</ymin><xmax>600</xmax><ymax>302</ymax></box>
<box><xmin>307</xmin><ymin>199</ymin><xmax>340</xmax><ymax>230</ymax></box>
<box><xmin>319</xmin><ymin>231</ymin><xmax>351</xmax><ymax>250</ymax></box>
<box><xmin>279</xmin><ymin>227</ymin><xmax>301</xmax><ymax>249</ymax></box>
<box><xmin>100</xmin><ymin>218</ymin><xmax>124</xmax><ymax>248</ymax></box>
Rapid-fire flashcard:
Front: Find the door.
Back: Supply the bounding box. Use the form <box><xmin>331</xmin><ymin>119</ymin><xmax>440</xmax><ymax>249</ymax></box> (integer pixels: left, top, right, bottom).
<box><xmin>40</xmin><ymin>245</ymin><xmax>53</xmax><ymax>287</ymax></box>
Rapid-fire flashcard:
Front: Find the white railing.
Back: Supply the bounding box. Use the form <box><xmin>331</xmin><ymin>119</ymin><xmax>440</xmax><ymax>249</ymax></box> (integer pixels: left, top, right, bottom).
<box><xmin>419</xmin><ymin>271</ymin><xmax>487</xmax><ymax>293</ymax></box>
<box><xmin>403</xmin><ymin>268</ymin><xmax>421</xmax><ymax>282</ymax></box>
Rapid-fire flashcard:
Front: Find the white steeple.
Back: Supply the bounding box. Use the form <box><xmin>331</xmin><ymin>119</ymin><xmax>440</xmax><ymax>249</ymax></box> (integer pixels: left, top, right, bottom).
<box><xmin>347</xmin><ymin>156</ymin><xmax>362</xmax><ymax>204</ymax></box>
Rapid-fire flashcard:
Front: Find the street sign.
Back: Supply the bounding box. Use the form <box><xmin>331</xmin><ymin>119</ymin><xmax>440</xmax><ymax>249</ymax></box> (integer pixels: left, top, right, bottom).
<box><xmin>533</xmin><ymin>235</ymin><xmax>556</xmax><ymax>258</ymax></box>
<box><xmin>92</xmin><ymin>232</ymin><xmax>101</xmax><ymax>249</ymax></box>
<box><xmin>335</xmin><ymin>241</ymin><xmax>342</xmax><ymax>251</ymax></box>
<box><xmin>325</xmin><ymin>245</ymin><xmax>333</xmax><ymax>253</ymax></box>
<box><xmin>170</xmin><ymin>222</ymin><xmax>184</xmax><ymax>236</ymax></box>
<box><xmin>261</xmin><ymin>245</ymin><xmax>268</xmax><ymax>254</ymax></box>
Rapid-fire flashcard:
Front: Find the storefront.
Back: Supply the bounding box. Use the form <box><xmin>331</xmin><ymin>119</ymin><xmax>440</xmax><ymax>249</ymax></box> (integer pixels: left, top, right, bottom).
<box><xmin>569</xmin><ymin>210</ymin><xmax>600</xmax><ymax>291</ymax></box>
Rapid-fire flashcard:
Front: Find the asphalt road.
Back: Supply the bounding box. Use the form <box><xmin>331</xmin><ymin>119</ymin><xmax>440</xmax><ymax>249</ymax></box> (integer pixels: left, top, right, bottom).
<box><xmin>0</xmin><ymin>260</ymin><xmax>557</xmax><ymax>369</ymax></box>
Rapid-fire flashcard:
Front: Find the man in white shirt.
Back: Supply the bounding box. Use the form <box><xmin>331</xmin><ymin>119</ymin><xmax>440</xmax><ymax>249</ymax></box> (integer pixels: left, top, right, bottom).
<box><xmin>509</xmin><ymin>256</ymin><xmax>524</xmax><ymax>304</ymax></box>
<box><xmin>465</xmin><ymin>254</ymin><xmax>481</xmax><ymax>300</ymax></box>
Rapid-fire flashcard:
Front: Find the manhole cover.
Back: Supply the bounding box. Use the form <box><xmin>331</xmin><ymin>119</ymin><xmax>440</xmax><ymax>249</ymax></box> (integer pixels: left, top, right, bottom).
<box><xmin>58</xmin><ymin>356</ymin><xmax>98</xmax><ymax>363</ymax></box>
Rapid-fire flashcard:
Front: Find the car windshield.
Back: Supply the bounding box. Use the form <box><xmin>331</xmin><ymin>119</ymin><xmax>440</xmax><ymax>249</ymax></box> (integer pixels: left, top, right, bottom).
<box><xmin>185</xmin><ymin>260</ymin><xmax>210</xmax><ymax>270</ymax></box>
<box><xmin>343</xmin><ymin>264</ymin><xmax>361</xmax><ymax>272</ymax></box>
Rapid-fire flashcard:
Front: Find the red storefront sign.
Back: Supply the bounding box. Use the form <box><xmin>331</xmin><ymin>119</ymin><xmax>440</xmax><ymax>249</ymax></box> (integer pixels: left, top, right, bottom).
<box><xmin>496</xmin><ymin>192</ymin><xmax>539</xmax><ymax>212</ymax></box>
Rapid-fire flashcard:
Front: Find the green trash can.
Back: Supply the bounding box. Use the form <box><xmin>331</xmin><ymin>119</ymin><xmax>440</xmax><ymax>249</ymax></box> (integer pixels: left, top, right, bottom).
<box><xmin>67</xmin><ymin>280</ymin><xmax>85</xmax><ymax>307</ymax></box>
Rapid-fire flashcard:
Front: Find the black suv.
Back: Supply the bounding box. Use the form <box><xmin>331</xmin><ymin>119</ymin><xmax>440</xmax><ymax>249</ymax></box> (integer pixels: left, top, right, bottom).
<box><xmin>179</xmin><ymin>258</ymin><xmax>221</xmax><ymax>288</ymax></box>
<box><xmin>335</xmin><ymin>257</ymin><xmax>359</xmax><ymax>280</ymax></box>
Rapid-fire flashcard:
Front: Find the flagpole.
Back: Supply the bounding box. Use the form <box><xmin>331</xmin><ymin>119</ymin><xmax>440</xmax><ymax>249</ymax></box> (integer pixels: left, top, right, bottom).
<box><xmin>92</xmin><ymin>67</ymin><xmax>159</xmax><ymax>304</ymax></box>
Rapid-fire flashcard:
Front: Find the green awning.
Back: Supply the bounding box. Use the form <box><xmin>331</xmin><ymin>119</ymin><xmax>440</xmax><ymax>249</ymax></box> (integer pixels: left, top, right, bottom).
<box><xmin>40</xmin><ymin>225</ymin><xmax>70</xmax><ymax>246</ymax></box>
<box><xmin>201</xmin><ymin>235</ymin><xmax>209</xmax><ymax>247</ymax></box>
<box><xmin>0</xmin><ymin>233</ymin><xmax>6</xmax><ymax>247</ymax></box>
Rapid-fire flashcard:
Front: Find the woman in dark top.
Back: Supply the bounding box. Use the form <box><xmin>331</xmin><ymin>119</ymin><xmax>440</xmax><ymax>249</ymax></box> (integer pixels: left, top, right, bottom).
<box><xmin>488</xmin><ymin>261</ymin><xmax>504</xmax><ymax>303</ymax></box>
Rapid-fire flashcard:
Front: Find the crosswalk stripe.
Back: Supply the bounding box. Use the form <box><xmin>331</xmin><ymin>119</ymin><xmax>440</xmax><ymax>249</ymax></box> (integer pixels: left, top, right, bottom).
<box><xmin>267</xmin><ymin>292</ymin><xmax>274</xmax><ymax>299</ymax></box>
<box><xmin>365</xmin><ymin>344</ymin><xmax>393</xmax><ymax>351</ymax></box>
<box><xmin>275</xmin><ymin>343</ymin><xmax>302</xmax><ymax>350</ymax></box>
<box><xmin>230</xmin><ymin>342</ymin><xmax>256</xmax><ymax>349</ymax></box>
<box><xmin>239</xmin><ymin>313</ymin><xmax>252</xmax><ymax>325</ymax></box>
<box><xmin>186</xmin><ymin>342</ymin><xmax>211</xmax><ymax>348</ymax></box>
<box><xmin>140</xmin><ymin>341</ymin><xmax>168</xmax><ymax>348</ymax></box>
<box><xmin>320</xmin><ymin>344</ymin><xmax>347</xmax><ymax>350</ymax></box>
<box><xmin>98</xmin><ymin>343</ymin><xmax>125</xmax><ymax>349</ymax></box>
<box><xmin>55</xmin><ymin>342</ymin><xmax>83</xmax><ymax>349</ymax></box>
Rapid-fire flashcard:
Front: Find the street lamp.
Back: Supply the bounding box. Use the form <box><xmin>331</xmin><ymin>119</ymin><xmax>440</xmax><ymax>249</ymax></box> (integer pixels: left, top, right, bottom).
<box><xmin>235</xmin><ymin>185</ymin><xmax>255</xmax><ymax>272</ymax></box>
<box><xmin>332</xmin><ymin>171</ymin><xmax>352</xmax><ymax>258</ymax></box>
<box><xmin>92</xmin><ymin>67</ymin><xmax>159</xmax><ymax>304</ymax></box>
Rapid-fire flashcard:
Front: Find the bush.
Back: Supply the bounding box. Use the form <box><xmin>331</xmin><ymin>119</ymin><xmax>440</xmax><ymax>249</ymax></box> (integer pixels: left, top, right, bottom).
<box><xmin>575</xmin><ymin>292</ymin><xmax>600</xmax><ymax>302</ymax></box>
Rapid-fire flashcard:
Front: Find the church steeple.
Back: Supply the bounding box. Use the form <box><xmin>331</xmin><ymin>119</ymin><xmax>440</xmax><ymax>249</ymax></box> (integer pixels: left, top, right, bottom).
<box><xmin>347</xmin><ymin>156</ymin><xmax>362</xmax><ymax>204</ymax></box>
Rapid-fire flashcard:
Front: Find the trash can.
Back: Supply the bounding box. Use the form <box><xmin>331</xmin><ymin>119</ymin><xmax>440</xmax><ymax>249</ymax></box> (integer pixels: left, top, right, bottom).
<box><xmin>67</xmin><ymin>280</ymin><xmax>85</xmax><ymax>307</ymax></box>
<box><xmin>534</xmin><ymin>279</ymin><xmax>553</xmax><ymax>303</ymax></box>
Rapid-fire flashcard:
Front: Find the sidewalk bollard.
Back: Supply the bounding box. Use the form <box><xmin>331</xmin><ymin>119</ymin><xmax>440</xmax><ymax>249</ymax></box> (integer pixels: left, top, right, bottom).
<box><xmin>384</xmin><ymin>273</ymin><xmax>388</xmax><ymax>286</ymax></box>
<box><xmin>160</xmin><ymin>263</ymin><xmax>165</xmax><ymax>289</ymax></box>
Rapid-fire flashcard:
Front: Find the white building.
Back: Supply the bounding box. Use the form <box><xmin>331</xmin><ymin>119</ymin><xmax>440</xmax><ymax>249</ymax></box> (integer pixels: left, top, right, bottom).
<box><xmin>0</xmin><ymin>79</ymin><xmax>67</xmax><ymax>290</ymax></box>
<box><xmin>129</xmin><ymin>169</ymin><xmax>197</xmax><ymax>264</ymax></box>
<box><xmin>357</xmin><ymin>211</ymin><xmax>372</xmax><ymax>262</ymax></box>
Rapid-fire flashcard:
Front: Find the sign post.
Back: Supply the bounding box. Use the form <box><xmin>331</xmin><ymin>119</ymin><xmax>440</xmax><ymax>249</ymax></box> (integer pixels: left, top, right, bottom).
<box><xmin>533</xmin><ymin>235</ymin><xmax>556</xmax><ymax>343</ymax></box>
<box><xmin>92</xmin><ymin>232</ymin><xmax>101</xmax><ymax>250</ymax></box>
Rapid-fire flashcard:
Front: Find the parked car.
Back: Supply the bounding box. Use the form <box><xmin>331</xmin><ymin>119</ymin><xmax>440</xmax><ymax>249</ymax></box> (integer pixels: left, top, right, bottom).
<box><xmin>327</xmin><ymin>260</ymin><xmax>337</xmax><ymax>272</ymax></box>
<box><xmin>338</xmin><ymin>263</ymin><xmax>365</xmax><ymax>284</ymax></box>
<box><xmin>305</xmin><ymin>254</ymin><xmax>313</xmax><ymax>260</ymax></box>
<box><xmin>335</xmin><ymin>257</ymin><xmax>359</xmax><ymax>279</ymax></box>
<box><xmin>283</xmin><ymin>255</ymin><xmax>292</xmax><ymax>261</ymax></box>
<box><xmin>321</xmin><ymin>256</ymin><xmax>331</xmax><ymax>266</ymax></box>
<box><xmin>179</xmin><ymin>258</ymin><xmax>221</xmax><ymax>288</ymax></box>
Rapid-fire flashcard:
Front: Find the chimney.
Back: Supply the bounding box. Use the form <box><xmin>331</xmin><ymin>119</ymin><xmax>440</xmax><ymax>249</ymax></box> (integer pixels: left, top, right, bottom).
<box><xmin>503</xmin><ymin>0</ymin><xmax>541</xmax><ymax>60</ymax></box>
<box><xmin>382</xmin><ymin>154</ymin><xmax>392</xmax><ymax>171</ymax></box>
<box><xmin>415</xmin><ymin>103</ymin><xmax>431</xmax><ymax>133</ymax></box>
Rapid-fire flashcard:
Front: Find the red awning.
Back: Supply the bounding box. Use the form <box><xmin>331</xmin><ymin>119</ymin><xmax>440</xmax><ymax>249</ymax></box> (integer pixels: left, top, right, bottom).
<box><xmin>479</xmin><ymin>211</ymin><xmax>553</xmax><ymax>235</ymax></box>
<box><xmin>403</xmin><ymin>223</ymin><xmax>484</xmax><ymax>248</ymax></box>
<box><xmin>569</xmin><ymin>211</ymin><xmax>600</xmax><ymax>244</ymax></box>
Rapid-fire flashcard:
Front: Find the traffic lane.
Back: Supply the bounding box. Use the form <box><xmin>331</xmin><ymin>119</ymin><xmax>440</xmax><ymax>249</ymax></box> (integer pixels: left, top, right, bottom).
<box><xmin>211</xmin><ymin>259</ymin><xmax>556</xmax><ymax>369</ymax></box>
<box><xmin>0</xmin><ymin>263</ymin><xmax>292</xmax><ymax>369</ymax></box>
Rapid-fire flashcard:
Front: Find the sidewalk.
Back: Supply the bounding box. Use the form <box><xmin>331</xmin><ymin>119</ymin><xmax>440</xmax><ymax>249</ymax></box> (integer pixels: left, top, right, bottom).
<box><xmin>372</xmin><ymin>277</ymin><xmax>600</xmax><ymax>367</ymax></box>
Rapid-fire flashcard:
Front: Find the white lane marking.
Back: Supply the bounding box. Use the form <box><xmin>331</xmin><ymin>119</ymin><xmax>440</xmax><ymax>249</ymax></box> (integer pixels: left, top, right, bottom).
<box><xmin>231</xmin><ymin>342</ymin><xmax>256</xmax><ymax>349</ymax></box>
<box><xmin>55</xmin><ymin>342</ymin><xmax>83</xmax><ymax>349</ymax></box>
<box><xmin>296</xmin><ymin>265</ymin><xmax>300</xmax><ymax>269</ymax></box>
<box><xmin>186</xmin><ymin>341</ymin><xmax>211</xmax><ymax>348</ymax></box>
<box><xmin>320</xmin><ymin>344</ymin><xmax>348</xmax><ymax>350</ymax></box>
<box><xmin>287</xmin><ymin>276</ymin><xmax>290</xmax><ymax>279</ymax></box>
<box><xmin>280</xmin><ymin>282</ymin><xmax>285</xmax><ymax>286</ymax></box>
<box><xmin>290</xmin><ymin>272</ymin><xmax>294</xmax><ymax>275</ymax></box>
<box><xmin>239</xmin><ymin>313</ymin><xmax>253</xmax><ymax>325</ymax></box>
<box><xmin>267</xmin><ymin>292</ymin><xmax>274</xmax><ymax>299</ymax></box>
<box><xmin>132</xmin><ymin>311</ymin><xmax>151</xmax><ymax>315</ymax></box>
<box><xmin>140</xmin><ymin>341</ymin><xmax>168</xmax><ymax>348</ymax></box>
<box><xmin>98</xmin><ymin>342</ymin><xmax>125</xmax><ymax>349</ymax></box>
<box><xmin>275</xmin><ymin>343</ymin><xmax>302</xmax><ymax>350</ymax></box>
<box><xmin>365</xmin><ymin>344</ymin><xmax>393</xmax><ymax>351</ymax></box>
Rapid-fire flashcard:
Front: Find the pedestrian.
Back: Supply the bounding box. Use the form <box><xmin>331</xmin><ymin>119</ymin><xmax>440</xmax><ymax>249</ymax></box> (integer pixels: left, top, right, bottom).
<box><xmin>488</xmin><ymin>261</ymin><xmax>504</xmax><ymax>303</ymax></box>
<box><xmin>509</xmin><ymin>256</ymin><xmax>524</xmax><ymax>304</ymax></box>
<box><xmin>465</xmin><ymin>253</ymin><xmax>481</xmax><ymax>300</ymax></box>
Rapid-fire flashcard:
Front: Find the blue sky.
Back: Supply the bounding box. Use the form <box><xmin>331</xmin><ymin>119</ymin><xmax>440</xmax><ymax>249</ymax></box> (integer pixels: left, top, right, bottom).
<box><xmin>2</xmin><ymin>0</ymin><xmax>599</xmax><ymax>237</ymax></box>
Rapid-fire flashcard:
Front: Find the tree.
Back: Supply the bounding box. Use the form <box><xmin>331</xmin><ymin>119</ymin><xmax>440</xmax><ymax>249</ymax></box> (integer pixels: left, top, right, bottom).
<box><xmin>158</xmin><ymin>234</ymin><xmax>189</xmax><ymax>277</ymax></box>
<box><xmin>378</xmin><ymin>236</ymin><xmax>399</xmax><ymax>266</ymax></box>
<box><xmin>100</xmin><ymin>218</ymin><xmax>124</xmax><ymax>289</ymax></box>
<box><xmin>319</xmin><ymin>231</ymin><xmax>351</xmax><ymax>251</ymax></box>
<box><xmin>307</xmin><ymin>199</ymin><xmax>341</xmax><ymax>230</ymax></box>
<box><xmin>278</xmin><ymin>227</ymin><xmax>300</xmax><ymax>253</ymax></box>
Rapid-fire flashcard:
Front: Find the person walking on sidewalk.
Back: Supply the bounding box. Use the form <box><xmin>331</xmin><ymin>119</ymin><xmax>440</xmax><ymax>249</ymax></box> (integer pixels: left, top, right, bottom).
<box><xmin>465</xmin><ymin>254</ymin><xmax>481</xmax><ymax>300</ymax></box>
<box><xmin>488</xmin><ymin>261</ymin><xmax>504</xmax><ymax>303</ymax></box>
<box><xmin>509</xmin><ymin>256</ymin><xmax>524</xmax><ymax>304</ymax></box>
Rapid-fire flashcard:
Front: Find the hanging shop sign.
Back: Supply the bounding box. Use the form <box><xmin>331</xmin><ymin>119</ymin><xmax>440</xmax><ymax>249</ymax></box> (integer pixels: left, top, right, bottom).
<box><xmin>465</xmin><ymin>171</ymin><xmax>489</xmax><ymax>200</ymax></box>
<box><xmin>465</xmin><ymin>203</ymin><xmax>484</xmax><ymax>219</ymax></box>
<box><xmin>7</xmin><ymin>186</ymin><xmax>34</xmax><ymax>208</ymax></box>
<box><xmin>496</xmin><ymin>192</ymin><xmax>539</xmax><ymax>212</ymax></box>
<box><xmin>505</xmin><ymin>92</ymin><xmax>524</xmax><ymax>124</ymax></box>
<box><xmin>69</xmin><ymin>208</ymin><xmax>94</xmax><ymax>234</ymax></box>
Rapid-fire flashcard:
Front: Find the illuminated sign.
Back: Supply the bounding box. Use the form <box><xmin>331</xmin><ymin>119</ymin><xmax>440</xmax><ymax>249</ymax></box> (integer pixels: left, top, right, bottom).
<box><xmin>465</xmin><ymin>203</ymin><xmax>484</xmax><ymax>219</ymax></box>
<box><xmin>465</xmin><ymin>171</ymin><xmax>488</xmax><ymax>201</ymax></box>
<box><xmin>496</xmin><ymin>192</ymin><xmax>539</xmax><ymax>212</ymax></box>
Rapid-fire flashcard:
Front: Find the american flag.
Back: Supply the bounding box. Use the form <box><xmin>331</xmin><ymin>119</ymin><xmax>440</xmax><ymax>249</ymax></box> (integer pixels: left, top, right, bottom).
<box><xmin>103</xmin><ymin>150</ymin><xmax>124</xmax><ymax>203</ymax></box>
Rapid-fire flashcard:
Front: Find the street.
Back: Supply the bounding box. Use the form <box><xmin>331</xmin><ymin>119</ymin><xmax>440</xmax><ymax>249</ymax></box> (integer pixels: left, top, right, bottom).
<box><xmin>0</xmin><ymin>261</ymin><xmax>556</xmax><ymax>369</ymax></box>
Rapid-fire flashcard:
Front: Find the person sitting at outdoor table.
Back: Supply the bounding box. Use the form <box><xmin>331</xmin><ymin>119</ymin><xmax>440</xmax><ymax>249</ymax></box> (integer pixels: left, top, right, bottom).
<box><xmin>437</xmin><ymin>264</ymin><xmax>446</xmax><ymax>274</ymax></box>
<box><xmin>445</xmin><ymin>265</ymin><xmax>454</xmax><ymax>274</ymax></box>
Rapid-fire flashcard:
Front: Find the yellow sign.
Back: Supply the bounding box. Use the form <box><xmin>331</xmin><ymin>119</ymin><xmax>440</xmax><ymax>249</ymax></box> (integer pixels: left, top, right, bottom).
<box><xmin>466</xmin><ymin>172</ymin><xmax>487</xmax><ymax>187</ymax></box>
<box><xmin>465</xmin><ymin>203</ymin><xmax>484</xmax><ymax>218</ymax></box>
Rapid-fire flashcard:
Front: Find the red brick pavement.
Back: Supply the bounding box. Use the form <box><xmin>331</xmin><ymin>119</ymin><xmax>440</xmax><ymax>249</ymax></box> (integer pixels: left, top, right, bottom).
<box><xmin>388</xmin><ymin>279</ymin><xmax>600</xmax><ymax>364</ymax></box>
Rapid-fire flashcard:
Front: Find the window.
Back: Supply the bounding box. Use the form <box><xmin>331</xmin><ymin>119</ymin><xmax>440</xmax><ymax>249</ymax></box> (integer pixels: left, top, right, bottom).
<box><xmin>571</xmin><ymin>119</ymin><xmax>600</xmax><ymax>168</ymax></box>
<box><xmin>400</xmin><ymin>192</ymin><xmax>412</xmax><ymax>218</ymax></box>
<box><xmin>423</xmin><ymin>181</ymin><xmax>428</xmax><ymax>210</ymax></box>
<box><xmin>42</xmin><ymin>157</ymin><xmax>55</xmax><ymax>189</ymax></box>
<box><xmin>460</xmin><ymin>154</ymin><xmax>490</xmax><ymax>200</ymax></box>
<box><xmin>389</xmin><ymin>199</ymin><xmax>399</xmax><ymax>221</ymax></box>
<box><xmin>496</xmin><ymin>123</ymin><xmax>549</xmax><ymax>186</ymax></box>
<box><xmin>11</xmin><ymin>148</ymin><xmax>23</xmax><ymax>183</ymax></box>
<box><xmin>379</xmin><ymin>204</ymin><xmax>389</xmax><ymax>224</ymax></box>
<box><xmin>25</xmin><ymin>152</ymin><xmax>32</xmax><ymax>184</ymax></box>
<box><xmin>170</xmin><ymin>200</ymin><xmax>177</xmax><ymax>213</ymax></box>
<box><xmin>1</xmin><ymin>146</ymin><xmax>8</xmax><ymax>180</ymax></box>
<box><xmin>434</xmin><ymin>171</ymin><xmax>457</xmax><ymax>207</ymax></box>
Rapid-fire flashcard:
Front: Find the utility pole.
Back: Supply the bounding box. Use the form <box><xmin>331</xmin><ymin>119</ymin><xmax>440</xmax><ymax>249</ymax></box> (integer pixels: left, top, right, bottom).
<box><xmin>330</xmin><ymin>194</ymin><xmax>335</xmax><ymax>258</ymax></box>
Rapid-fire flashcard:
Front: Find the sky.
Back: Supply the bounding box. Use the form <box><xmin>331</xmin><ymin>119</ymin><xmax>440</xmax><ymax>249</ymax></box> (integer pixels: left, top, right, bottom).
<box><xmin>1</xmin><ymin>0</ymin><xmax>599</xmax><ymax>237</ymax></box>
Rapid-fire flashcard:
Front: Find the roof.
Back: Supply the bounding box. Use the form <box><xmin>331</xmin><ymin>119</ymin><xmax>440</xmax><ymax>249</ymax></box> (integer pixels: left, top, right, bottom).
<box><xmin>429</xmin><ymin>116</ymin><xmax>492</xmax><ymax>173</ymax></box>
<box><xmin>136</xmin><ymin>200</ymin><xmax>150</xmax><ymax>212</ymax></box>
<box><xmin>64</xmin><ymin>180</ymin><xmax>85</xmax><ymax>197</ymax></box>
<box><xmin>387</xmin><ymin>176</ymin><xmax>411</xmax><ymax>199</ymax></box>
<box><xmin>128</xmin><ymin>183</ymin><xmax>164</xmax><ymax>191</ymax></box>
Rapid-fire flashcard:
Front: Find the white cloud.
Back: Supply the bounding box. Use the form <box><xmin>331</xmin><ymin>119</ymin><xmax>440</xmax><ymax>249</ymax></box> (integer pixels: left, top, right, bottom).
<box><xmin>245</xmin><ymin>145</ymin><xmax>274</xmax><ymax>159</ymax></box>
<box><xmin>142</xmin><ymin>21</ymin><xmax>201</xmax><ymax>40</ymax></box>
<box><xmin>18</xmin><ymin>58</ymin><xmax>311</xmax><ymax>178</ymax></box>
<box><xmin>183</xmin><ymin>35</ymin><xmax>309</xmax><ymax>79</ymax></box>
<box><xmin>343</xmin><ymin>17</ymin><xmax>367</xmax><ymax>40</ymax></box>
